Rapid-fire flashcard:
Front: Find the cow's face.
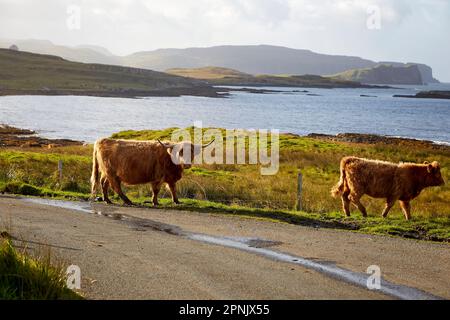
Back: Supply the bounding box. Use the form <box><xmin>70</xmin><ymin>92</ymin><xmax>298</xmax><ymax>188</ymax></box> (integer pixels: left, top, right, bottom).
<box><xmin>425</xmin><ymin>161</ymin><xmax>445</xmax><ymax>186</ymax></box>
<box><xmin>170</xmin><ymin>142</ymin><xmax>200</xmax><ymax>169</ymax></box>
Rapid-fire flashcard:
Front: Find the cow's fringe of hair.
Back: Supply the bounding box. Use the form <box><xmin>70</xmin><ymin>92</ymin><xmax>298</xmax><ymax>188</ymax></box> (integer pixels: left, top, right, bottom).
<box><xmin>90</xmin><ymin>145</ymin><xmax>99</xmax><ymax>199</ymax></box>
<box><xmin>331</xmin><ymin>163</ymin><xmax>346</xmax><ymax>198</ymax></box>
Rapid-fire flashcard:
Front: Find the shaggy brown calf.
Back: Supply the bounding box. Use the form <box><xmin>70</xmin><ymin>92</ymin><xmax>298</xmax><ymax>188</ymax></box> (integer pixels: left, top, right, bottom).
<box><xmin>331</xmin><ymin>157</ymin><xmax>444</xmax><ymax>220</ymax></box>
<box><xmin>91</xmin><ymin>138</ymin><xmax>213</xmax><ymax>205</ymax></box>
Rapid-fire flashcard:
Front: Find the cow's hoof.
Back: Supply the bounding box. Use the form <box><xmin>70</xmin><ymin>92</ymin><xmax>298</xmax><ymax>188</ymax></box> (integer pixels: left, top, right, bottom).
<box><xmin>152</xmin><ymin>203</ymin><xmax>159</xmax><ymax>207</ymax></box>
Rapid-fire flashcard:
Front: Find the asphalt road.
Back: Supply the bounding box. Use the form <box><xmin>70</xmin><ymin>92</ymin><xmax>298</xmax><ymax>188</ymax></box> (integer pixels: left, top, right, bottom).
<box><xmin>0</xmin><ymin>195</ymin><xmax>449</xmax><ymax>299</ymax></box>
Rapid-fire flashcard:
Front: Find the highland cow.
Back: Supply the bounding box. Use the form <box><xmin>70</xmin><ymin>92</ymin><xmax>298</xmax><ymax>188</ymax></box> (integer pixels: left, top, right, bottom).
<box><xmin>331</xmin><ymin>157</ymin><xmax>444</xmax><ymax>220</ymax></box>
<box><xmin>91</xmin><ymin>138</ymin><xmax>213</xmax><ymax>206</ymax></box>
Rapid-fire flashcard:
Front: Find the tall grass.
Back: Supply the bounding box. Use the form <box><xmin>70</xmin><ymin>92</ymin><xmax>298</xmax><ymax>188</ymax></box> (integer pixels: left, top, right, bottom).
<box><xmin>0</xmin><ymin>237</ymin><xmax>82</xmax><ymax>300</ymax></box>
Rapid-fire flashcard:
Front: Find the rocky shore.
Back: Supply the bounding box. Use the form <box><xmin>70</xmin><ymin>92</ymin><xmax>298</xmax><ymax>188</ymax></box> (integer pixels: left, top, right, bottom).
<box><xmin>393</xmin><ymin>90</ymin><xmax>450</xmax><ymax>100</ymax></box>
<box><xmin>307</xmin><ymin>132</ymin><xmax>449</xmax><ymax>150</ymax></box>
<box><xmin>2</xmin><ymin>124</ymin><xmax>448</xmax><ymax>151</ymax></box>
<box><xmin>0</xmin><ymin>125</ymin><xmax>82</xmax><ymax>148</ymax></box>
<box><xmin>0</xmin><ymin>86</ymin><xmax>283</xmax><ymax>99</ymax></box>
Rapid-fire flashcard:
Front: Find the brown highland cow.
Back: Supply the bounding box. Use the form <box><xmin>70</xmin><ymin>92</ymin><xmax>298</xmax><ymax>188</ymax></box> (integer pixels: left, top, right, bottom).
<box><xmin>91</xmin><ymin>138</ymin><xmax>214</xmax><ymax>206</ymax></box>
<box><xmin>331</xmin><ymin>156</ymin><xmax>444</xmax><ymax>220</ymax></box>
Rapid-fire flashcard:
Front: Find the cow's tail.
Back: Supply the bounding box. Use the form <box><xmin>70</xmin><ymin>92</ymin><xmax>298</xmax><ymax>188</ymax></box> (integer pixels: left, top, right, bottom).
<box><xmin>90</xmin><ymin>143</ymin><xmax>99</xmax><ymax>200</ymax></box>
<box><xmin>331</xmin><ymin>159</ymin><xmax>347</xmax><ymax>198</ymax></box>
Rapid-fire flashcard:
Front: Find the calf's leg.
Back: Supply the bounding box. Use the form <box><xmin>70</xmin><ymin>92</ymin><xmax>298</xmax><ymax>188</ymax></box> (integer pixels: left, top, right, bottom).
<box><xmin>381</xmin><ymin>198</ymin><xmax>397</xmax><ymax>218</ymax></box>
<box><xmin>399</xmin><ymin>200</ymin><xmax>411</xmax><ymax>220</ymax></box>
<box><xmin>151</xmin><ymin>182</ymin><xmax>161</xmax><ymax>206</ymax></box>
<box><xmin>341</xmin><ymin>190</ymin><xmax>351</xmax><ymax>217</ymax></box>
<box><xmin>110</xmin><ymin>177</ymin><xmax>133</xmax><ymax>206</ymax></box>
<box><xmin>167</xmin><ymin>182</ymin><xmax>180</xmax><ymax>204</ymax></box>
<box><xmin>100</xmin><ymin>177</ymin><xmax>112</xmax><ymax>204</ymax></box>
<box><xmin>349</xmin><ymin>193</ymin><xmax>367</xmax><ymax>217</ymax></box>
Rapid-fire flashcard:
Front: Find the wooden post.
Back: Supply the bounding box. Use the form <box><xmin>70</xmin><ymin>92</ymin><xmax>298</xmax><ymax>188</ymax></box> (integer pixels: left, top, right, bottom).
<box><xmin>296</xmin><ymin>172</ymin><xmax>302</xmax><ymax>211</ymax></box>
<box><xmin>58</xmin><ymin>160</ymin><xmax>63</xmax><ymax>183</ymax></box>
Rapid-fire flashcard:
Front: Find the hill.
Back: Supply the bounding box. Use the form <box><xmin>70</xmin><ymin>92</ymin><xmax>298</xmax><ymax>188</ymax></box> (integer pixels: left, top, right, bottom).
<box><xmin>0</xmin><ymin>48</ymin><xmax>222</xmax><ymax>98</ymax></box>
<box><xmin>125</xmin><ymin>44</ymin><xmax>377</xmax><ymax>75</ymax></box>
<box><xmin>166</xmin><ymin>67</ymin><xmax>387</xmax><ymax>88</ymax></box>
<box><xmin>378</xmin><ymin>62</ymin><xmax>439</xmax><ymax>84</ymax></box>
<box><xmin>166</xmin><ymin>66</ymin><xmax>250</xmax><ymax>79</ymax></box>
<box><xmin>1</xmin><ymin>40</ymin><xmax>439</xmax><ymax>83</ymax></box>
<box><xmin>0</xmin><ymin>39</ymin><xmax>121</xmax><ymax>65</ymax></box>
<box><xmin>329</xmin><ymin>64</ymin><xmax>424</xmax><ymax>85</ymax></box>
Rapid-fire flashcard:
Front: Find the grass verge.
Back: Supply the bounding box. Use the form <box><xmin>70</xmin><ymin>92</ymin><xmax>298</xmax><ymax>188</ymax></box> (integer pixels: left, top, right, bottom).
<box><xmin>0</xmin><ymin>237</ymin><xmax>82</xmax><ymax>300</ymax></box>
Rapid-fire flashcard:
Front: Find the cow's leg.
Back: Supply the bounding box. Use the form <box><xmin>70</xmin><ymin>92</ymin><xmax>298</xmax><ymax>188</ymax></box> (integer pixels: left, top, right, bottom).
<box><xmin>349</xmin><ymin>193</ymin><xmax>367</xmax><ymax>217</ymax></box>
<box><xmin>341</xmin><ymin>190</ymin><xmax>351</xmax><ymax>217</ymax></box>
<box><xmin>167</xmin><ymin>182</ymin><xmax>180</xmax><ymax>204</ymax></box>
<box><xmin>381</xmin><ymin>198</ymin><xmax>397</xmax><ymax>218</ymax></box>
<box><xmin>399</xmin><ymin>200</ymin><xmax>411</xmax><ymax>220</ymax></box>
<box><xmin>151</xmin><ymin>182</ymin><xmax>161</xmax><ymax>206</ymax></box>
<box><xmin>110</xmin><ymin>177</ymin><xmax>133</xmax><ymax>206</ymax></box>
<box><xmin>100</xmin><ymin>177</ymin><xmax>112</xmax><ymax>204</ymax></box>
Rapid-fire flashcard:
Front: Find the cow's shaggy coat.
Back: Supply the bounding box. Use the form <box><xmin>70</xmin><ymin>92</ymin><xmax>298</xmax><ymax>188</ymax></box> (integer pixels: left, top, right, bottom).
<box><xmin>91</xmin><ymin>138</ymin><xmax>204</xmax><ymax>205</ymax></box>
<box><xmin>331</xmin><ymin>157</ymin><xmax>444</xmax><ymax>220</ymax></box>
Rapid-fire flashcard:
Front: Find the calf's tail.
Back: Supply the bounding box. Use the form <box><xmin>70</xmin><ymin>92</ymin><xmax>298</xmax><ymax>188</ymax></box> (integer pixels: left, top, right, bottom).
<box><xmin>90</xmin><ymin>144</ymin><xmax>99</xmax><ymax>199</ymax></box>
<box><xmin>331</xmin><ymin>159</ymin><xmax>347</xmax><ymax>198</ymax></box>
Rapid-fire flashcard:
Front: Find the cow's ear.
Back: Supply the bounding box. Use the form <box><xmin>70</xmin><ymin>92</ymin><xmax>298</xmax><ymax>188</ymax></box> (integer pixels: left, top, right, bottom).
<box><xmin>167</xmin><ymin>145</ymin><xmax>184</xmax><ymax>165</ymax></box>
<box><xmin>432</xmin><ymin>161</ymin><xmax>440</xmax><ymax>168</ymax></box>
<box><xmin>423</xmin><ymin>161</ymin><xmax>429</xmax><ymax>165</ymax></box>
<box><xmin>427</xmin><ymin>164</ymin><xmax>433</xmax><ymax>173</ymax></box>
<box><xmin>166</xmin><ymin>147</ymin><xmax>178</xmax><ymax>160</ymax></box>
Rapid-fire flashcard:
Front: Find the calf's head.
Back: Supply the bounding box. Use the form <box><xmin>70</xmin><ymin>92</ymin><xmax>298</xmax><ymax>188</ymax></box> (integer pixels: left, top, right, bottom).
<box><xmin>158</xmin><ymin>139</ymin><xmax>215</xmax><ymax>169</ymax></box>
<box><xmin>424</xmin><ymin>161</ymin><xmax>445</xmax><ymax>187</ymax></box>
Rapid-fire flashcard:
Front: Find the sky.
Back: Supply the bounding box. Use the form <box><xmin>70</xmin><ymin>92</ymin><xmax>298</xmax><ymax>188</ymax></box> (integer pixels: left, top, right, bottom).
<box><xmin>1</xmin><ymin>0</ymin><xmax>449</xmax><ymax>81</ymax></box>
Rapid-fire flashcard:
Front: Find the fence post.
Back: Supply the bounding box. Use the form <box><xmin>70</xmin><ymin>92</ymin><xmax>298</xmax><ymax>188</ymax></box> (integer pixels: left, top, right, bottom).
<box><xmin>58</xmin><ymin>160</ymin><xmax>63</xmax><ymax>183</ymax></box>
<box><xmin>296</xmin><ymin>172</ymin><xmax>302</xmax><ymax>211</ymax></box>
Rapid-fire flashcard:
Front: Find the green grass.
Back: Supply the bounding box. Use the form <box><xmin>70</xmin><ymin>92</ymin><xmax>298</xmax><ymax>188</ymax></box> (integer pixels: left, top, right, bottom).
<box><xmin>1</xmin><ymin>127</ymin><xmax>449</xmax><ymax>242</ymax></box>
<box><xmin>0</xmin><ymin>238</ymin><xmax>82</xmax><ymax>299</ymax></box>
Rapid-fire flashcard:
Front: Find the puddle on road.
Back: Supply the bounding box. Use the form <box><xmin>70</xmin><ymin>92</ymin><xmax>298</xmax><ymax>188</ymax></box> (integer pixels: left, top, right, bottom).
<box><xmin>24</xmin><ymin>198</ymin><xmax>93</xmax><ymax>213</ymax></box>
<box><xmin>23</xmin><ymin>197</ymin><xmax>441</xmax><ymax>300</ymax></box>
<box><xmin>23</xmin><ymin>198</ymin><xmax>184</xmax><ymax>236</ymax></box>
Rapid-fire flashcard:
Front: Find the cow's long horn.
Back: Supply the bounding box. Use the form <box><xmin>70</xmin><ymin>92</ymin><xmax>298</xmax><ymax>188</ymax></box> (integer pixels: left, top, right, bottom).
<box><xmin>202</xmin><ymin>139</ymin><xmax>215</xmax><ymax>148</ymax></box>
<box><xmin>157</xmin><ymin>139</ymin><xmax>173</xmax><ymax>148</ymax></box>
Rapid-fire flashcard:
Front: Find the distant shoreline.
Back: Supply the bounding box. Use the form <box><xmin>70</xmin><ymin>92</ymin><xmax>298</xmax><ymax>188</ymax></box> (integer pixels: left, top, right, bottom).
<box><xmin>2</xmin><ymin>124</ymin><xmax>448</xmax><ymax>149</ymax></box>
<box><xmin>393</xmin><ymin>90</ymin><xmax>450</xmax><ymax>100</ymax></box>
<box><xmin>0</xmin><ymin>83</ymin><xmax>395</xmax><ymax>99</ymax></box>
<box><xmin>0</xmin><ymin>87</ymin><xmax>227</xmax><ymax>99</ymax></box>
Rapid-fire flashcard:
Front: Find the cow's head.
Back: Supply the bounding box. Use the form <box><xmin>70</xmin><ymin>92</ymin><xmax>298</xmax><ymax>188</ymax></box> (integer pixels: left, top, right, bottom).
<box><xmin>158</xmin><ymin>139</ymin><xmax>215</xmax><ymax>169</ymax></box>
<box><xmin>424</xmin><ymin>161</ymin><xmax>445</xmax><ymax>186</ymax></box>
